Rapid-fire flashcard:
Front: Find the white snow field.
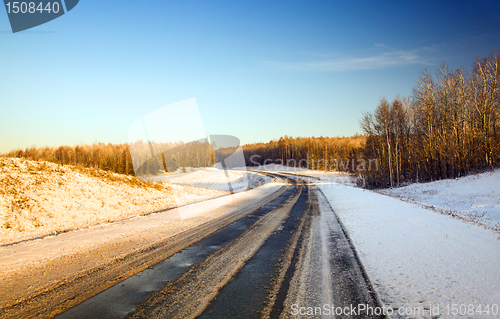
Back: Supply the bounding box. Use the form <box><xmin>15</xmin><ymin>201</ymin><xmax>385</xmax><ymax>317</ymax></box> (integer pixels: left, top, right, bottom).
<box><xmin>379</xmin><ymin>169</ymin><xmax>500</xmax><ymax>232</ymax></box>
<box><xmin>318</xmin><ymin>181</ymin><xmax>500</xmax><ymax>318</ymax></box>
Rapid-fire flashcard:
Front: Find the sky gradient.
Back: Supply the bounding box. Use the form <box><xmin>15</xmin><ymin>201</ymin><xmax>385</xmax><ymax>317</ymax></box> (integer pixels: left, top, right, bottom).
<box><xmin>1</xmin><ymin>0</ymin><xmax>500</xmax><ymax>153</ymax></box>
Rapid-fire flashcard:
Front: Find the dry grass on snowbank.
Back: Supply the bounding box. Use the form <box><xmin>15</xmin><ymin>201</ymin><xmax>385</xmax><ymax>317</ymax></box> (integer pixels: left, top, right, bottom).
<box><xmin>0</xmin><ymin>157</ymin><xmax>227</xmax><ymax>245</ymax></box>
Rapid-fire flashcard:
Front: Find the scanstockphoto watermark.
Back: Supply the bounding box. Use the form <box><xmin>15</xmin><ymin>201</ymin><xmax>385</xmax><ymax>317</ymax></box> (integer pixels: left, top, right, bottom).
<box><xmin>291</xmin><ymin>303</ymin><xmax>394</xmax><ymax>317</ymax></box>
<box><xmin>249</xmin><ymin>154</ymin><xmax>379</xmax><ymax>173</ymax></box>
<box><xmin>290</xmin><ymin>303</ymin><xmax>444</xmax><ymax>317</ymax></box>
<box><xmin>291</xmin><ymin>303</ymin><xmax>500</xmax><ymax>317</ymax></box>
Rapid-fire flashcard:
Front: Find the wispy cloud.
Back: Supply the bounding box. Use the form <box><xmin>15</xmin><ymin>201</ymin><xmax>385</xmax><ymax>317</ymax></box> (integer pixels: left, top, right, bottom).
<box><xmin>263</xmin><ymin>46</ymin><xmax>436</xmax><ymax>72</ymax></box>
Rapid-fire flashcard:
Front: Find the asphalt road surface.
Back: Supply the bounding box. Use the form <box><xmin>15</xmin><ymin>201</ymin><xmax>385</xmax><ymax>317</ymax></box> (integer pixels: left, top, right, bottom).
<box><xmin>4</xmin><ymin>173</ymin><xmax>385</xmax><ymax>319</ymax></box>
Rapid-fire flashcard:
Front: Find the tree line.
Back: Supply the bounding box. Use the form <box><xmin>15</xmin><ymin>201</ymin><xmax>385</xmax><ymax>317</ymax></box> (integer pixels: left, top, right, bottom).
<box><xmin>6</xmin><ymin>51</ymin><xmax>497</xmax><ymax>189</ymax></box>
<box><xmin>5</xmin><ymin>143</ymin><xmax>136</xmax><ymax>175</ymax></box>
<box><xmin>359</xmin><ymin>51</ymin><xmax>500</xmax><ymax>188</ymax></box>
<box><xmin>4</xmin><ymin>135</ymin><xmax>367</xmax><ymax>176</ymax></box>
<box><xmin>243</xmin><ymin>135</ymin><xmax>366</xmax><ymax>172</ymax></box>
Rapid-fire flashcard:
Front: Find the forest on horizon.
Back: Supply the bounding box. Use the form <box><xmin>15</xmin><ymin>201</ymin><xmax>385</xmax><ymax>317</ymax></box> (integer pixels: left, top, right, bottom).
<box><xmin>3</xmin><ymin>51</ymin><xmax>499</xmax><ymax>189</ymax></box>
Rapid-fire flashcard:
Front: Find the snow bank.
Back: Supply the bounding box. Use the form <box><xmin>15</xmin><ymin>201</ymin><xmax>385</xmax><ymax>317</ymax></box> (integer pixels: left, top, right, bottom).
<box><xmin>319</xmin><ymin>182</ymin><xmax>500</xmax><ymax>318</ymax></box>
<box><xmin>145</xmin><ymin>168</ymin><xmax>271</xmax><ymax>193</ymax></box>
<box><xmin>379</xmin><ymin>169</ymin><xmax>500</xmax><ymax>232</ymax></box>
<box><xmin>166</xmin><ymin>168</ymin><xmax>271</xmax><ymax>193</ymax></box>
<box><xmin>0</xmin><ymin>177</ymin><xmax>286</xmax><ymax>278</ymax></box>
<box><xmin>0</xmin><ymin>157</ymin><xmax>226</xmax><ymax>246</ymax></box>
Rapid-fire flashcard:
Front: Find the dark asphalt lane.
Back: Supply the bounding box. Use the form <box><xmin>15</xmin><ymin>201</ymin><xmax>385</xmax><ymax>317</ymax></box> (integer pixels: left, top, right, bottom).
<box><xmin>198</xmin><ymin>182</ymin><xmax>311</xmax><ymax>319</ymax></box>
<box><xmin>56</xmin><ymin>173</ymin><xmax>385</xmax><ymax>319</ymax></box>
<box><xmin>57</xmin><ymin>176</ymin><xmax>298</xmax><ymax>319</ymax></box>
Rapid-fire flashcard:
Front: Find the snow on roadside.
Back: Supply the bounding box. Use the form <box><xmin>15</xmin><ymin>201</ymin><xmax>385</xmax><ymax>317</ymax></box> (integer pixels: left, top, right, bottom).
<box><xmin>248</xmin><ymin>164</ymin><xmax>356</xmax><ymax>186</ymax></box>
<box><xmin>167</xmin><ymin>168</ymin><xmax>271</xmax><ymax>193</ymax></box>
<box><xmin>319</xmin><ymin>182</ymin><xmax>500</xmax><ymax>318</ymax></box>
<box><xmin>0</xmin><ymin>177</ymin><xmax>286</xmax><ymax>278</ymax></box>
<box><xmin>246</xmin><ymin>164</ymin><xmax>308</xmax><ymax>172</ymax></box>
<box><xmin>0</xmin><ymin>157</ymin><xmax>227</xmax><ymax>246</ymax></box>
<box><xmin>286</xmin><ymin>170</ymin><xmax>356</xmax><ymax>187</ymax></box>
<box><xmin>145</xmin><ymin>168</ymin><xmax>272</xmax><ymax>193</ymax></box>
<box><xmin>379</xmin><ymin>169</ymin><xmax>500</xmax><ymax>232</ymax></box>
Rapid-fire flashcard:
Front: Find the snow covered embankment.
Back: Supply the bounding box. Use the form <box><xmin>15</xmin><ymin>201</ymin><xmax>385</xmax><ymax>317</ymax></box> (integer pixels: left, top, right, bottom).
<box><xmin>0</xmin><ymin>157</ymin><xmax>226</xmax><ymax>246</ymax></box>
<box><xmin>319</xmin><ymin>181</ymin><xmax>500</xmax><ymax>318</ymax></box>
<box><xmin>379</xmin><ymin>169</ymin><xmax>500</xmax><ymax>232</ymax></box>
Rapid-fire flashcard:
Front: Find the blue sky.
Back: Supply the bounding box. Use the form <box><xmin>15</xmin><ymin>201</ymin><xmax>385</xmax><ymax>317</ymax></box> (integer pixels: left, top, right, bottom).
<box><xmin>1</xmin><ymin>0</ymin><xmax>500</xmax><ymax>152</ymax></box>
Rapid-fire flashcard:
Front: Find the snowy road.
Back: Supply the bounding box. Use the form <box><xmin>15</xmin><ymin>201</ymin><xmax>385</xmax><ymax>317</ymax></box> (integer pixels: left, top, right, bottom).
<box><xmin>1</xmin><ymin>172</ymin><xmax>383</xmax><ymax>318</ymax></box>
<box><xmin>2</xmin><ymin>170</ymin><xmax>498</xmax><ymax>318</ymax></box>
<box><xmin>0</xmin><ymin>174</ymin><xmax>286</xmax><ymax>318</ymax></box>
<box><xmin>50</xmin><ymin>173</ymin><xmax>382</xmax><ymax>319</ymax></box>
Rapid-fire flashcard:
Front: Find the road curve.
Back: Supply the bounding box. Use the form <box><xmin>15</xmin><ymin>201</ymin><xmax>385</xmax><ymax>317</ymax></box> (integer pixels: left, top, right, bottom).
<box><xmin>124</xmin><ymin>174</ymin><xmax>384</xmax><ymax>319</ymax></box>
<box><xmin>2</xmin><ymin>172</ymin><xmax>385</xmax><ymax>319</ymax></box>
<box><xmin>0</xmin><ymin>174</ymin><xmax>288</xmax><ymax>319</ymax></box>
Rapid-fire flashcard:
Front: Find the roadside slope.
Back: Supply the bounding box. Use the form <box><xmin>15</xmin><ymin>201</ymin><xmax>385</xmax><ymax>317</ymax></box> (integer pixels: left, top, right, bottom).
<box><xmin>0</xmin><ymin>157</ymin><xmax>226</xmax><ymax>246</ymax></box>
<box><xmin>0</xmin><ymin>173</ymin><xmax>285</xmax><ymax>318</ymax></box>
